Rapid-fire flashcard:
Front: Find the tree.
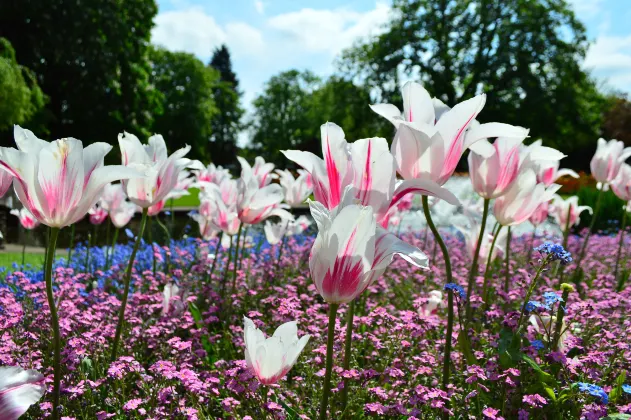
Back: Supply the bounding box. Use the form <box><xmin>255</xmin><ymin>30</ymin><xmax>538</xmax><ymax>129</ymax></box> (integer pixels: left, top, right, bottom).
<box><xmin>150</xmin><ymin>48</ymin><xmax>219</xmax><ymax>161</ymax></box>
<box><xmin>602</xmin><ymin>94</ymin><xmax>631</xmax><ymax>146</ymax></box>
<box><xmin>339</xmin><ymin>0</ymin><xmax>608</xmax><ymax>169</ymax></box>
<box><xmin>208</xmin><ymin>45</ymin><xmax>244</xmax><ymax>168</ymax></box>
<box><xmin>0</xmin><ymin>0</ymin><xmax>160</xmax><ymax>147</ymax></box>
<box><xmin>0</xmin><ymin>38</ymin><xmax>46</xmax><ymax>132</ymax></box>
<box><xmin>249</xmin><ymin>70</ymin><xmax>388</xmax><ymax>166</ymax></box>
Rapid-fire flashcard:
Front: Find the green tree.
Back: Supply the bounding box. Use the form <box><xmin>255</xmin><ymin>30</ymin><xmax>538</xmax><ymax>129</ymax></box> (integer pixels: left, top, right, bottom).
<box><xmin>0</xmin><ymin>38</ymin><xmax>46</xmax><ymax>132</ymax></box>
<box><xmin>339</xmin><ymin>0</ymin><xmax>608</xmax><ymax>169</ymax></box>
<box><xmin>249</xmin><ymin>70</ymin><xmax>387</xmax><ymax>166</ymax></box>
<box><xmin>0</xmin><ymin>0</ymin><xmax>160</xmax><ymax>146</ymax></box>
<box><xmin>208</xmin><ymin>45</ymin><xmax>244</xmax><ymax>167</ymax></box>
<box><xmin>150</xmin><ymin>48</ymin><xmax>219</xmax><ymax>161</ymax></box>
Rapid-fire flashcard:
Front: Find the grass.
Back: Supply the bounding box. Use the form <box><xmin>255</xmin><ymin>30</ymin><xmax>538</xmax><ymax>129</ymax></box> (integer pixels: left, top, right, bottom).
<box><xmin>0</xmin><ymin>252</ymin><xmax>46</xmax><ymax>270</ymax></box>
<box><xmin>168</xmin><ymin>187</ymin><xmax>200</xmax><ymax>208</ymax></box>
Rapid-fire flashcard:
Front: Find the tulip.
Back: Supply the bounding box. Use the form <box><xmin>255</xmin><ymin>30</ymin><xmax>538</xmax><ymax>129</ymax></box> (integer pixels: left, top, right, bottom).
<box><xmin>190</xmin><ymin>212</ymin><xmax>218</xmax><ymax>240</ymax></box>
<box><xmin>529</xmin><ymin>314</ymin><xmax>569</xmax><ymax>352</ymax></box>
<box><xmin>534</xmin><ymin>161</ymin><xmax>579</xmax><ymax>187</ymax></box>
<box><xmin>110</xmin><ymin>201</ymin><xmax>137</xmax><ymax>229</ymax></box>
<box><xmin>251</xmin><ymin>156</ymin><xmax>276</xmax><ymax>187</ymax></box>
<box><xmin>551</xmin><ymin>195</ymin><xmax>592</xmax><ymax>235</ymax></box>
<box><xmin>193</xmin><ymin>162</ymin><xmax>231</xmax><ymax>187</ymax></box>
<box><xmin>162</xmin><ymin>283</ymin><xmax>180</xmax><ymax>316</ymax></box>
<box><xmin>590</xmin><ymin>138</ymin><xmax>631</xmax><ymax>190</ymax></box>
<box><xmin>283</xmin><ymin>123</ymin><xmax>458</xmax><ymax>224</ymax></box>
<box><xmin>243</xmin><ymin>317</ymin><xmax>310</xmax><ymax>385</ymax></box>
<box><xmin>286</xmin><ymin>215</ymin><xmax>312</xmax><ymax>236</ymax></box>
<box><xmin>0</xmin><ymin>366</ymin><xmax>45</xmax><ymax>420</ymax></box>
<box><xmin>420</xmin><ymin>290</ymin><xmax>444</xmax><ymax>316</ymax></box>
<box><xmin>10</xmin><ymin>208</ymin><xmax>38</xmax><ymax>230</ymax></box>
<box><xmin>529</xmin><ymin>200</ymin><xmax>550</xmax><ymax>227</ymax></box>
<box><xmin>611</xmin><ymin>163</ymin><xmax>631</xmax><ymax>202</ymax></box>
<box><xmin>0</xmin><ymin>126</ymin><xmax>142</xmax><ymax>419</ymax></box>
<box><xmin>456</xmin><ymin>220</ymin><xmax>506</xmax><ymax>262</ymax></box>
<box><xmin>264</xmin><ymin>220</ymin><xmax>288</xmax><ymax>245</ymax></box>
<box><xmin>493</xmin><ymin>170</ymin><xmax>560</xmax><ymax>227</ymax></box>
<box><xmin>276</xmin><ymin>169</ymin><xmax>313</xmax><ymax>207</ymax></box>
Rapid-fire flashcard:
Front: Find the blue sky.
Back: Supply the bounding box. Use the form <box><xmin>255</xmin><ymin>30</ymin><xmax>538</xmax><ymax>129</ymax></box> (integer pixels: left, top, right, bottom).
<box><xmin>152</xmin><ymin>0</ymin><xmax>631</xmax><ymax>144</ymax></box>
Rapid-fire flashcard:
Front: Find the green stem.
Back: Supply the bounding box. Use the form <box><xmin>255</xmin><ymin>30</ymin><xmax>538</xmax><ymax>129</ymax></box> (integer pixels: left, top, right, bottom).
<box><xmin>85</xmin><ymin>233</ymin><xmax>91</xmax><ymax>272</ymax></box>
<box><xmin>66</xmin><ymin>223</ymin><xmax>75</xmax><ymax>267</ymax></box>
<box><xmin>481</xmin><ymin>224</ymin><xmax>502</xmax><ymax>303</ymax></box>
<box><xmin>155</xmin><ymin>216</ymin><xmax>171</xmax><ymax>273</ymax></box>
<box><xmin>516</xmin><ymin>258</ymin><xmax>549</xmax><ymax>330</ymax></box>
<box><xmin>503</xmin><ymin>227</ymin><xmax>512</xmax><ymax>294</ymax></box>
<box><xmin>44</xmin><ymin>227</ymin><xmax>61</xmax><ymax>420</ymax></box>
<box><xmin>208</xmin><ymin>232</ymin><xmax>223</xmax><ymax>282</ymax></box>
<box><xmin>229</xmin><ymin>224</ymin><xmax>243</xmax><ymax>298</ymax></box>
<box><xmin>574</xmin><ymin>187</ymin><xmax>604</xmax><ymax>277</ymax></box>
<box><xmin>422</xmin><ymin>196</ymin><xmax>452</xmax><ymax>283</ymax></box>
<box><xmin>557</xmin><ymin>205</ymin><xmax>573</xmax><ymax>280</ymax></box>
<box><xmin>238</xmin><ymin>226</ymin><xmax>249</xmax><ymax>271</ymax></box>
<box><xmin>551</xmin><ymin>287</ymin><xmax>572</xmax><ymax>351</ymax></box>
<box><xmin>21</xmin><ymin>231</ymin><xmax>26</xmax><ymax>270</ymax></box>
<box><xmin>340</xmin><ymin>300</ymin><xmax>355</xmax><ymax>414</ymax></box>
<box><xmin>221</xmin><ymin>235</ymin><xmax>234</xmax><ymax>298</ymax></box>
<box><xmin>320</xmin><ymin>303</ymin><xmax>339</xmax><ymax>420</ymax></box>
<box><xmin>614</xmin><ymin>207</ymin><xmax>628</xmax><ymax>281</ymax></box>
<box><xmin>110</xmin><ymin>208</ymin><xmax>148</xmax><ymax>362</ymax></box>
<box><xmin>465</xmin><ymin>198</ymin><xmax>490</xmax><ymax>323</ymax></box>
<box><xmin>106</xmin><ymin>228</ymin><xmax>119</xmax><ymax>270</ymax></box>
<box><xmin>526</xmin><ymin>226</ymin><xmax>536</xmax><ymax>263</ymax></box>
<box><xmin>442</xmin><ymin>290</ymin><xmax>454</xmax><ymax>392</ymax></box>
<box><xmin>148</xmin><ymin>216</ymin><xmax>156</xmax><ymax>275</ymax></box>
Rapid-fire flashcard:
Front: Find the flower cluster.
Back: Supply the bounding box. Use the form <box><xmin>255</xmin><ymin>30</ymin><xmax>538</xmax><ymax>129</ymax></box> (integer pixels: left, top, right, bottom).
<box><xmin>534</xmin><ymin>242</ymin><xmax>573</xmax><ymax>265</ymax></box>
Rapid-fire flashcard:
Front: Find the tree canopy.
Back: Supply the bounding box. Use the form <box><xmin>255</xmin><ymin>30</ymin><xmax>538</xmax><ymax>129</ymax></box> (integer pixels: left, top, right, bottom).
<box><xmin>338</xmin><ymin>0</ymin><xmax>609</xmax><ymax>169</ymax></box>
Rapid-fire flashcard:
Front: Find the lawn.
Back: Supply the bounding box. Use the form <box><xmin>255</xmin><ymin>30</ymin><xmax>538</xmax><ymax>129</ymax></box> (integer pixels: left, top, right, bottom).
<box><xmin>0</xmin><ymin>252</ymin><xmax>46</xmax><ymax>270</ymax></box>
<box><xmin>168</xmin><ymin>187</ymin><xmax>201</xmax><ymax>208</ymax></box>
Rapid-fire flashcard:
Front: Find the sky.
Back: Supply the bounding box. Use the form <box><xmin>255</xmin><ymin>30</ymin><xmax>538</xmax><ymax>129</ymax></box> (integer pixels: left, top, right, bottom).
<box><xmin>152</xmin><ymin>0</ymin><xmax>631</xmax><ymax>144</ymax></box>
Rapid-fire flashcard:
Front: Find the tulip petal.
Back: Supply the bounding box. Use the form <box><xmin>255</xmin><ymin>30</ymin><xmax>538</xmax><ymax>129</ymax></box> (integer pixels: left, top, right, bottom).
<box><xmin>391</xmin><ymin>179</ymin><xmax>460</xmax><ymax>208</ymax></box>
<box><xmin>0</xmin><ymin>366</ymin><xmax>45</xmax><ymax>420</ymax></box>
<box><xmin>464</xmin><ymin>123</ymin><xmax>529</xmax><ymax>149</ymax></box>
<box><xmin>147</xmin><ymin>134</ymin><xmax>168</xmax><ymax>162</ymax></box>
<box><xmin>321</xmin><ymin>122</ymin><xmax>351</xmax><ymax>208</ymax></box>
<box><xmin>369</xmin><ymin>103</ymin><xmax>403</xmax><ymax>126</ymax></box>
<box><xmin>13</xmin><ymin>126</ymin><xmax>48</xmax><ymax>154</ymax></box>
<box><xmin>82</xmin><ymin>142</ymin><xmax>113</xmax><ymax>188</ymax></box>
<box><xmin>119</xmin><ymin>132</ymin><xmax>150</xmax><ymax>166</ymax></box>
<box><xmin>402</xmin><ymin>81</ymin><xmax>435</xmax><ymax>125</ymax></box>
<box><xmin>372</xmin><ymin>227</ymin><xmax>429</xmax><ymax>271</ymax></box>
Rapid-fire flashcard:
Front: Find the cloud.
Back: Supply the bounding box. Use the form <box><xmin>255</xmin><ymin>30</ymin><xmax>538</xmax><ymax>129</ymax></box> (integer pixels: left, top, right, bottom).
<box><xmin>152</xmin><ymin>7</ymin><xmax>264</xmax><ymax>60</ymax></box>
<box><xmin>584</xmin><ymin>34</ymin><xmax>631</xmax><ymax>92</ymax></box>
<box><xmin>568</xmin><ymin>0</ymin><xmax>604</xmax><ymax>16</ymax></box>
<box><xmin>254</xmin><ymin>0</ymin><xmax>264</xmax><ymax>14</ymax></box>
<box><xmin>267</xmin><ymin>2</ymin><xmax>391</xmax><ymax>56</ymax></box>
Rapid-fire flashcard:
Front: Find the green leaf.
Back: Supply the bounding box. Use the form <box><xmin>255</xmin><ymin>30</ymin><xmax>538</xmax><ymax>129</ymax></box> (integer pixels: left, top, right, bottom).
<box><xmin>542</xmin><ymin>385</ymin><xmax>557</xmax><ymax>402</ymax></box>
<box><xmin>609</xmin><ymin>371</ymin><xmax>627</xmax><ymax>404</ymax></box>
<box><xmin>188</xmin><ymin>302</ymin><xmax>214</xmax><ymax>363</ymax></box>
<box><xmin>521</xmin><ymin>355</ymin><xmax>558</xmax><ymax>386</ymax></box>
<box><xmin>498</xmin><ymin>328</ymin><xmax>521</xmax><ymax>368</ymax></box>
<box><xmin>602</xmin><ymin>414</ymin><xmax>631</xmax><ymax>420</ymax></box>
<box><xmin>458</xmin><ymin>331</ymin><xmax>477</xmax><ymax>365</ymax></box>
<box><xmin>279</xmin><ymin>399</ymin><xmax>299</xmax><ymax>420</ymax></box>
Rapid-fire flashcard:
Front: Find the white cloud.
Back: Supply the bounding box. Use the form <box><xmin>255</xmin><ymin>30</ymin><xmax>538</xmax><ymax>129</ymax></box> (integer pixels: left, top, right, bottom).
<box><xmin>152</xmin><ymin>7</ymin><xmax>264</xmax><ymax>60</ymax></box>
<box><xmin>267</xmin><ymin>2</ymin><xmax>391</xmax><ymax>56</ymax></box>
<box><xmin>568</xmin><ymin>0</ymin><xmax>604</xmax><ymax>16</ymax></box>
<box><xmin>254</xmin><ymin>0</ymin><xmax>265</xmax><ymax>14</ymax></box>
<box><xmin>585</xmin><ymin>34</ymin><xmax>631</xmax><ymax>92</ymax></box>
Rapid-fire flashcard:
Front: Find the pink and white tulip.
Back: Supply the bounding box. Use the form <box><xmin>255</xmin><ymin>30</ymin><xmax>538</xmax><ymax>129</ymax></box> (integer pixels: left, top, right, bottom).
<box><xmin>551</xmin><ymin>195</ymin><xmax>592</xmax><ymax>230</ymax></box>
<box><xmin>236</xmin><ymin>157</ymin><xmax>292</xmax><ymax>225</ymax></box>
<box><xmin>0</xmin><ymin>169</ymin><xmax>13</xmax><ymax>198</ymax></box>
<box><xmin>0</xmin><ymin>366</ymin><xmax>45</xmax><ymax>420</ymax></box>
<box><xmin>528</xmin><ymin>200</ymin><xmax>550</xmax><ymax>227</ymax></box>
<box><xmin>10</xmin><ymin>208</ymin><xmax>39</xmax><ymax>230</ymax></box>
<box><xmin>243</xmin><ymin>317</ymin><xmax>310</xmax><ymax>385</ymax></box>
<box><xmin>251</xmin><ymin>156</ymin><xmax>276</xmax><ymax>187</ymax></box>
<box><xmin>371</xmin><ymin>81</ymin><xmax>528</xmax><ymax>186</ymax></box>
<box><xmin>0</xmin><ymin>126</ymin><xmax>141</xmax><ymax>228</ymax></box>
<box><xmin>309</xmin><ymin>190</ymin><xmax>428</xmax><ymax>304</ymax></box>
<box><xmin>534</xmin><ymin>161</ymin><xmax>579</xmax><ymax>187</ymax></box>
<box><xmin>264</xmin><ymin>220</ymin><xmax>288</xmax><ymax>245</ymax></box>
<box><xmin>590</xmin><ymin>138</ymin><xmax>631</xmax><ymax>190</ymax></box>
<box><xmin>88</xmin><ymin>204</ymin><xmax>108</xmax><ymax>225</ymax></box>
<box><xmin>283</xmin><ymin>123</ymin><xmax>458</xmax><ymax>224</ymax></box>
<box><xmin>190</xmin><ymin>212</ymin><xmax>219</xmax><ymax>240</ymax></box>
<box><xmin>162</xmin><ymin>283</ymin><xmax>180</xmax><ymax>316</ymax></box>
<box><xmin>276</xmin><ymin>169</ymin><xmax>313</xmax><ymax>207</ymax></box>
<box><xmin>468</xmin><ymin>137</ymin><xmax>526</xmax><ymax>199</ymax></box>
<box><xmin>457</xmin><ymin>220</ymin><xmax>506</xmax><ymax>262</ymax></box>
<box><xmin>493</xmin><ymin>170</ymin><xmax>560</xmax><ymax>227</ymax></box>
<box><xmin>110</xmin><ymin>201</ymin><xmax>137</xmax><ymax>229</ymax></box>
<box><xmin>420</xmin><ymin>290</ymin><xmax>444</xmax><ymax>316</ymax></box>
<box><xmin>287</xmin><ymin>215</ymin><xmax>312</xmax><ymax>236</ymax></box>
<box><xmin>194</xmin><ymin>162</ymin><xmax>231</xmax><ymax>187</ymax></box>
<box><xmin>118</xmin><ymin>132</ymin><xmax>195</xmax><ymax>208</ymax></box>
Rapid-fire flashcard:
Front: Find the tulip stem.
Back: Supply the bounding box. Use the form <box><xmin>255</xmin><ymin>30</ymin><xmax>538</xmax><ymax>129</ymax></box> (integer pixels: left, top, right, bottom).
<box><xmin>229</xmin><ymin>224</ymin><xmax>243</xmax><ymax>299</ymax></box>
<box><xmin>421</xmin><ymin>196</ymin><xmax>453</xmax><ymax>283</ymax></box>
<box><xmin>614</xmin><ymin>207</ymin><xmax>628</xmax><ymax>282</ymax></box>
<box><xmin>481</xmin><ymin>223</ymin><xmax>502</xmax><ymax>303</ymax></box>
<box><xmin>110</xmin><ymin>208</ymin><xmax>148</xmax><ymax>362</ymax></box>
<box><xmin>442</xmin><ymin>289</ymin><xmax>454</xmax><ymax>395</ymax></box>
<box><xmin>526</xmin><ymin>226</ymin><xmax>536</xmax><ymax>263</ymax></box>
<box><xmin>573</xmin><ymin>187</ymin><xmax>604</xmax><ymax>281</ymax></box>
<box><xmin>551</xmin><ymin>286</ymin><xmax>572</xmax><ymax>351</ymax></box>
<box><xmin>340</xmin><ymin>299</ymin><xmax>355</xmax><ymax>415</ymax></box>
<box><xmin>106</xmin><ymin>228</ymin><xmax>119</xmax><ymax>270</ymax></box>
<box><xmin>156</xmin><ymin>216</ymin><xmax>171</xmax><ymax>273</ymax></box>
<box><xmin>465</xmin><ymin>198</ymin><xmax>489</xmax><ymax>324</ymax></box>
<box><xmin>320</xmin><ymin>303</ymin><xmax>339</xmax><ymax>420</ymax></box>
<box><xmin>21</xmin><ymin>230</ymin><xmax>27</xmax><ymax>270</ymax></box>
<box><xmin>556</xmin><ymin>206</ymin><xmax>573</xmax><ymax>280</ymax></box>
<box><xmin>221</xmin><ymin>235</ymin><xmax>234</xmax><ymax>298</ymax></box>
<box><xmin>44</xmin><ymin>227</ymin><xmax>61</xmax><ymax>420</ymax></box>
<box><xmin>503</xmin><ymin>227</ymin><xmax>512</xmax><ymax>295</ymax></box>
<box><xmin>208</xmin><ymin>232</ymin><xmax>223</xmax><ymax>282</ymax></box>
<box><xmin>66</xmin><ymin>223</ymin><xmax>75</xmax><ymax>267</ymax></box>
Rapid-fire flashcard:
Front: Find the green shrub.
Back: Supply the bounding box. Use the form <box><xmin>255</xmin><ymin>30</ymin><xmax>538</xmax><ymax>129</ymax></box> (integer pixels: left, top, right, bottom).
<box><xmin>575</xmin><ymin>186</ymin><xmax>626</xmax><ymax>233</ymax></box>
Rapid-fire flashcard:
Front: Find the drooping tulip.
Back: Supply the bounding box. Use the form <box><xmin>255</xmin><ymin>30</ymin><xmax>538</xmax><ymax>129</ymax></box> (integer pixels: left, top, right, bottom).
<box><xmin>371</xmin><ymin>81</ymin><xmax>528</xmax><ymax>186</ymax></box>
<box><xmin>528</xmin><ymin>200</ymin><xmax>550</xmax><ymax>227</ymax></box>
<box><xmin>243</xmin><ymin>317</ymin><xmax>310</xmax><ymax>385</ymax></box>
<box><xmin>611</xmin><ymin>163</ymin><xmax>631</xmax><ymax>202</ymax></box>
<box><xmin>551</xmin><ymin>195</ymin><xmax>592</xmax><ymax>230</ymax></box>
<box><xmin>590</xmin><ymin>138</ymin><xmax>631</xmax><ymax>190</ymax></box>
<box><xmin>276</xmin><ymin>169</ymin><xmax>313</xmax><ymax>207</ymax></box>
<box><xmin>88</xmin><ymin>204</ymin><xmax>108</xmax><ymax>225</ymax></box>
<box><xmin>309</xmin><ymin>190</ymin><xmax>428</xmax><ymax>304</ymax></box>
<box><xmin>420</xmin><ymin>290</ymin><xmax>444</xmax><ymax>316</ymax></box>
<box><xmin>190</xmin><ymin>211</ymin><xmax>218</xmax><ymax>240</ymax></box>
<box><xmin>118</xmin><ymin>132</ymin><xmax>196</xmax><ymax>209</ymax></box>
<box><xmin>162</xmin><ymin>283</ymin><xmax>180</xmax><ymax>316</ymax></box>
<box><xmin>529</xmin><ymin>314</ymin><xmax>569</xmax><ymax>352</ymax></box>
<box><xmin>200</xmin><ymin>190</ymin><xmax>240</xmax><ymax>236</ymax></box>
<box><xmin>10</xmin><ymin>208</ymin><xmax>39</xmax><ymax>230</ymax></box>
<box><xmin>0</xmin><ymin>366</ymin><xmax>46</xmax><ymax>420</ymax></box>
<box><xmin>457</xmin><ymin>220</ymin><xmax>506</xmax><ymax>261</ymax></box>
<box><xmin>286</xmin><ymin>215</ymin><xmax>312</xmax><ymax>236</ymax></box>
<box><xmin>236</xmin><ymin>157</ymin><xmax>292</xmax><ymax>225</ymax></box>
<box><xmin>468</xmin><ymin>137</ymin><xmax>527</xmax><ymax>199</ymax></box>
<box><xmin>283</xmin><ymin>123</ymin><xmax>458</xmax><ymax>224</ymax></box>
<box><xmin>493</xmin><ymin>170</ymin><xmax>561</xmax><ymax>227</ymax></box>
<box><xmin>0</xmin><ymin>126</ymin><xmax>142</xmax><ymax>228</ymax></box>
